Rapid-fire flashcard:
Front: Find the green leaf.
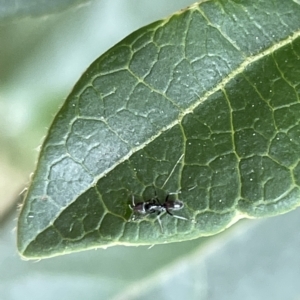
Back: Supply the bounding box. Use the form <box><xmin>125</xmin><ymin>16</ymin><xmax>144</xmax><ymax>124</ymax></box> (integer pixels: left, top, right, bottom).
<box><xmin>18</xmin><ymin>0</ymin><xmax>300</xmax><ymax>259</ymax></box>
<box><xmin>0</xmin><ymin>0</ymin><xmax>90</xmax><ymax>23</ymax></box>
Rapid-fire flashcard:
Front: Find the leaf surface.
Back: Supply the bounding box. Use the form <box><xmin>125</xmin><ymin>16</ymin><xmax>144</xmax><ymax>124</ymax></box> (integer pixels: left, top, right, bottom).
<box><xmin>18</xmin><ymin>0</ymin><xmax>300</xmax><ymax>258</ymax></box>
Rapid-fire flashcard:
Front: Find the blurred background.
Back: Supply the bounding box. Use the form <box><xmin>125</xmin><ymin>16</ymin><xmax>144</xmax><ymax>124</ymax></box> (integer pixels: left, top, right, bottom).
<box><xmin>1</xmin><ymin>0</ymin><xmax>300</xmax><ymax>299</ymax></box>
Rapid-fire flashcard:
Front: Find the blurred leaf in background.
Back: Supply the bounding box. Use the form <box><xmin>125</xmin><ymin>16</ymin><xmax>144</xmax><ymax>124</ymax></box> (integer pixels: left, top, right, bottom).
<box><xmin>1</xmin><ymin>0</ymin><xmax>300</xmax><ymax>299</ymax></box>
<box><xmin>0</xmin><ymin>0</ymin><xmax>91</xmax><ymax>22</ymax></box>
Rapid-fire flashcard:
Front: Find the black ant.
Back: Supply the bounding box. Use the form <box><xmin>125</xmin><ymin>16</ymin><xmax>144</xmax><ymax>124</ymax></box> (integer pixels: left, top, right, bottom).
<box><xmin>129</xmin><ymin>192</ymin><xmax>191</xmax><ymax>232</ymax></box>
<box><xmin>128</xmin><ymin>154</ymin><xmax>194</xmax><ymax>232</ymax></box>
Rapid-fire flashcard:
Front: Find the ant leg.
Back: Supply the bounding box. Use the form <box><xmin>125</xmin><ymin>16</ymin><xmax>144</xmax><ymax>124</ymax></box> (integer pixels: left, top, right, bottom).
<box><xmin>172</xmin><ymin>214</ymin><xmax>197</xmax><ymax>223</ymax></box>
<box><xmin>156</xmin><ymin>212</ymin><xmax>164</xmax><ymax>233</ymax></box>
<box><xmin>171</xmin><ymin>214</ymin><xmax>189</xmax><ymax>221</ymax></box>
<box><xmin>129</xmin><ymin>195</ymin><xmax>139</xmax><ymax>221</ymax></box>
<box><xmin>152</xmin><ymin>189</ymin><xmax>161</xmax><ymax>204</ymax></box>
<box><xmin>153</xmin><ymin>190</ymin><xmax>158</xmax><ymax>201</ymax></box>
<box><xmin>166</xmin><ymin>209</ymin><xmax>173</xmax><ymax>216</ymax></box>
<box><xmin>166</xmin><ymin>207</ymin><xmax>195</xmax><ymax>222</ymax></box>
<box><xmin>129</xmin><ymin>195</ymin><xmax>134</xmax><ymax>221</ymax></box>
<box><xmin>128</xmin><ymin>196</ymin><xmax>133</xmax><ymax>211</ymax></box>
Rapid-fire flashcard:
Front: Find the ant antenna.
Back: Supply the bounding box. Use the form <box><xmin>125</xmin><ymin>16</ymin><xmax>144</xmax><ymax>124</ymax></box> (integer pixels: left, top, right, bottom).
<box><xmin>161</xmin><ymin>154</ymin><xmax>184</xmax><ymax>189</ymax></box>
<box><xmin>131</xmin><ymin>195</ymin><xmax>135</xmax><ymax>207</ymax></box>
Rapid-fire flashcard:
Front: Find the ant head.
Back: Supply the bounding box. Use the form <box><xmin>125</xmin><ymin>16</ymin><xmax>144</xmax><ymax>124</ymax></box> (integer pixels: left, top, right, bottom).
<box><xmin>165</xmin><ymin>199</ymin><xmax>184</xmax><ymax>211</ymax></box>
<box><xmin>173</xmin><ymin>200</ymin><xmax>184</xmax><ymax>210</ymax></box>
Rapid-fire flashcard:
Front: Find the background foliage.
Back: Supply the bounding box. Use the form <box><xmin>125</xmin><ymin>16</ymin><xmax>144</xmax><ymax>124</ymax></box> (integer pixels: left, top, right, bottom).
<box><xmin>1</xmin><ymin>0</ymin><xmax>300</xmax><ymax>299</ymax></box>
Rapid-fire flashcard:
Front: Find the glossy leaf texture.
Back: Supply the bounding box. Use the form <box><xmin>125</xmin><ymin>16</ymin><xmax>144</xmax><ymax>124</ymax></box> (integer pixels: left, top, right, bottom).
<box><xmin>0</xmin><ymin>0</ymin><xmax>90</xmax><ymax>23</ymax></box>
<box><xmin>18</xmin><ymin>0</ymin><xmax>300</xmax><ymax>258</ymax></box>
